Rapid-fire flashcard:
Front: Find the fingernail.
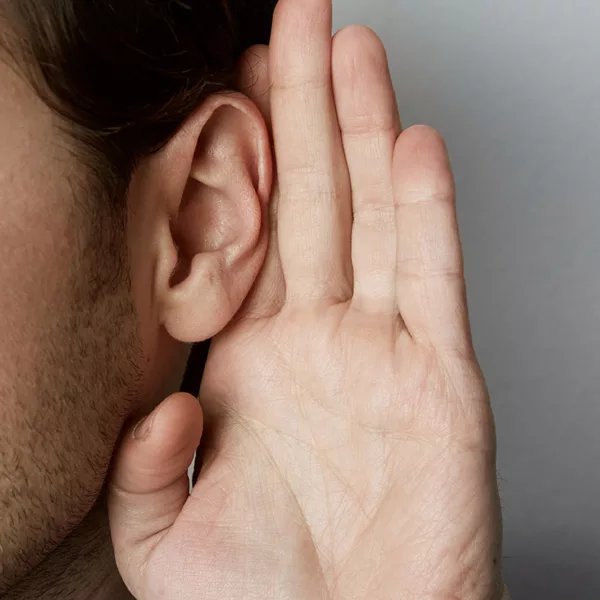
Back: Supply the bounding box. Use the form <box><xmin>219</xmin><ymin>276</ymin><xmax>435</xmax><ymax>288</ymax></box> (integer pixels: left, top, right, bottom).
<box><xmin>132</xmin><ymin>414</ymin><xmax>153</xmax><ymax>441</ymax></box>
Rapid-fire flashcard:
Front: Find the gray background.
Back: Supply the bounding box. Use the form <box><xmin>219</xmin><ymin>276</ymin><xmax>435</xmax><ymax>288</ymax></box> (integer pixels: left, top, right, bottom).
<box><xmin>334</xmin><ymin>1</ymin><xmax>600</xmax><ymax>598</ymax></box>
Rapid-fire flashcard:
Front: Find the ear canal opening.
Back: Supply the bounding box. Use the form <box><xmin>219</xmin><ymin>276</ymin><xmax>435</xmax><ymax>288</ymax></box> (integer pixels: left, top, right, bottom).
<box><xmin>168</xmin><ymin>230</ymin><xmax>192</xmax><ymax>288</ymax></box>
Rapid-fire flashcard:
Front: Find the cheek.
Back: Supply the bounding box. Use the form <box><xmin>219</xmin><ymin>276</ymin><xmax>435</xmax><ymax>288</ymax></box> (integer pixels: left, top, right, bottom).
<box><xmin>0</xmin><ymin>191</ymin><xmax>148</xmax><ymax>589</ymax></box>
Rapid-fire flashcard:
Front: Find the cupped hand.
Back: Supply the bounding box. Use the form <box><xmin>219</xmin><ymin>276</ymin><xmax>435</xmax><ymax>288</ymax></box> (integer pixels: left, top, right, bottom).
<box><xmin>109</xmin><ymin>0</ymin><xmax>506</xmax><ymax>598</ymax></box>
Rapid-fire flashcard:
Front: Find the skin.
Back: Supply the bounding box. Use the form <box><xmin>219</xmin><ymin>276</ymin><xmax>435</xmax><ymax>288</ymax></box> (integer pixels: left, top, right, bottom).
<box><xmin>0</xmin><ymin>21</ymin><xmax>272</xmax><ymax>600</ymax></box>
<box><xmin>109</xmin><ymin>0</ymin><xmax>508</xmax><ymax>598</ymax></box>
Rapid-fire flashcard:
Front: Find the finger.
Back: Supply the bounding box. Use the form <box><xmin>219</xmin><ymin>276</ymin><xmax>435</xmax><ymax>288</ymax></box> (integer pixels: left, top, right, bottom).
<box><xmin>235</xmin><ymin>45</ymin><xmax>286</xmax><ymax>318</ymax></box>
<box><xmin>270</xmin><ymin>0</ymin><xmax>353</xmax><ymax>303</ymax></box>
<box><xmin>393</xmin><ymin>126</ymin><xmax>472</xmax><ymax>351</ymax></box>
<box><xmin>108</xmin><ymin>393</ymin><xmax>203</xmax><ymax>596</ymax></box>
<box><xmin>332</xmin><ymin>26</ymin><xmax>401</xmax><ymax>316</ymax></box>
<box><xmin>236</xmin><ymin>45</ymin><xmax>272</xmax><ymax>130</ymax></box>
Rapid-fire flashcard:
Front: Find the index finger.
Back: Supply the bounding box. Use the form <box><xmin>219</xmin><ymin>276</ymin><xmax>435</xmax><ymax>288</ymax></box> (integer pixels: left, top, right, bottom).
<box><xmin>269</xmin><ymin>0</ymin><xmax>353</xmax><ymax>303</ymax></box>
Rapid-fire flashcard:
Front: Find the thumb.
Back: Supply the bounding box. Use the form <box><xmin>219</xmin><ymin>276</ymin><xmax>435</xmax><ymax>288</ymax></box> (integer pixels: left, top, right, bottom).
<box><xmin>108</xmin><ymin>393</ymin><xmax>203</xmax><ymax>593</ymax></box>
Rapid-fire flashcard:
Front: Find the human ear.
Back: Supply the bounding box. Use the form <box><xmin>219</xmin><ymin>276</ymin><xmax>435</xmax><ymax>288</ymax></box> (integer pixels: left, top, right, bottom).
<box><xmin>139</xmin><ymin>93</ymin><xmax>272</xmax><ymax>343</ymax></box>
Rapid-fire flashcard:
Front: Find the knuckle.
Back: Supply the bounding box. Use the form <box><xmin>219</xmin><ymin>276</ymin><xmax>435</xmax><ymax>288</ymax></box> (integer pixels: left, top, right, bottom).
<box><xmin>272</xmin><ymin>72</ymin><xmax>328</xmax><ymax>93</ymax></box>
<box><xmin>343</xmin><ymin>115</ymin><xmax>397</xmax><ymax>137</ymax></box>
<box><xmin>353</xmin><ymin>195</ymin><xmax>396</xmax><ymax>228</ymax></box>
<box><xmin>397</xmin><ymin>184</ymin><xmax>455</xmax><ymax>207</ymax></box>
<box><xmin>280</xmin><ymin>167</ymin><xmax>336</xmax><ymax>200</ymax></box>
<box><xmin>397</xmin><ymin>258</ymin><xmax>464</xmax><ymax>285</ymax></box>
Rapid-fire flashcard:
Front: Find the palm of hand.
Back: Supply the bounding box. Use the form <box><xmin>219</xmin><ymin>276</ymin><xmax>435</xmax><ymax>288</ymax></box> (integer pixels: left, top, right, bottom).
<box><xmin>151</xmin><ymin>304</ymin><xmax>500</xmax><ymax>599</ymax></box>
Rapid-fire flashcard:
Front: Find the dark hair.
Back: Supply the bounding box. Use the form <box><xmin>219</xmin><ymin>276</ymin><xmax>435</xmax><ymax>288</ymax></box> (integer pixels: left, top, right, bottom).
<box><xmin>2</xmin><ymin>0</ymin><xmax>276</xmax><ymax>199</ymax></box>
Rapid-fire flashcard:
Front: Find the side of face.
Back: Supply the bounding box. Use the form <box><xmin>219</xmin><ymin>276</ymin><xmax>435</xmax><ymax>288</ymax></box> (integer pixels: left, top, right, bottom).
<box><xmin>0</xmin><ymin>47</ymin><xmax>272</xmax><ymax>593</ymax></box>
<box><xmin>0</xmin><ymin>53</ymin><xmax>145</xmax><ymax>591</ymax></box>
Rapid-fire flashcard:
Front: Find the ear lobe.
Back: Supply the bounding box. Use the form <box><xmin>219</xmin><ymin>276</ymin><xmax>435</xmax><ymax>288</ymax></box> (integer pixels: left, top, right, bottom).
<box><xmin>155</xmin><ymin>93</ymin><xmax>272</xmax><ymax>343</ymax></box>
